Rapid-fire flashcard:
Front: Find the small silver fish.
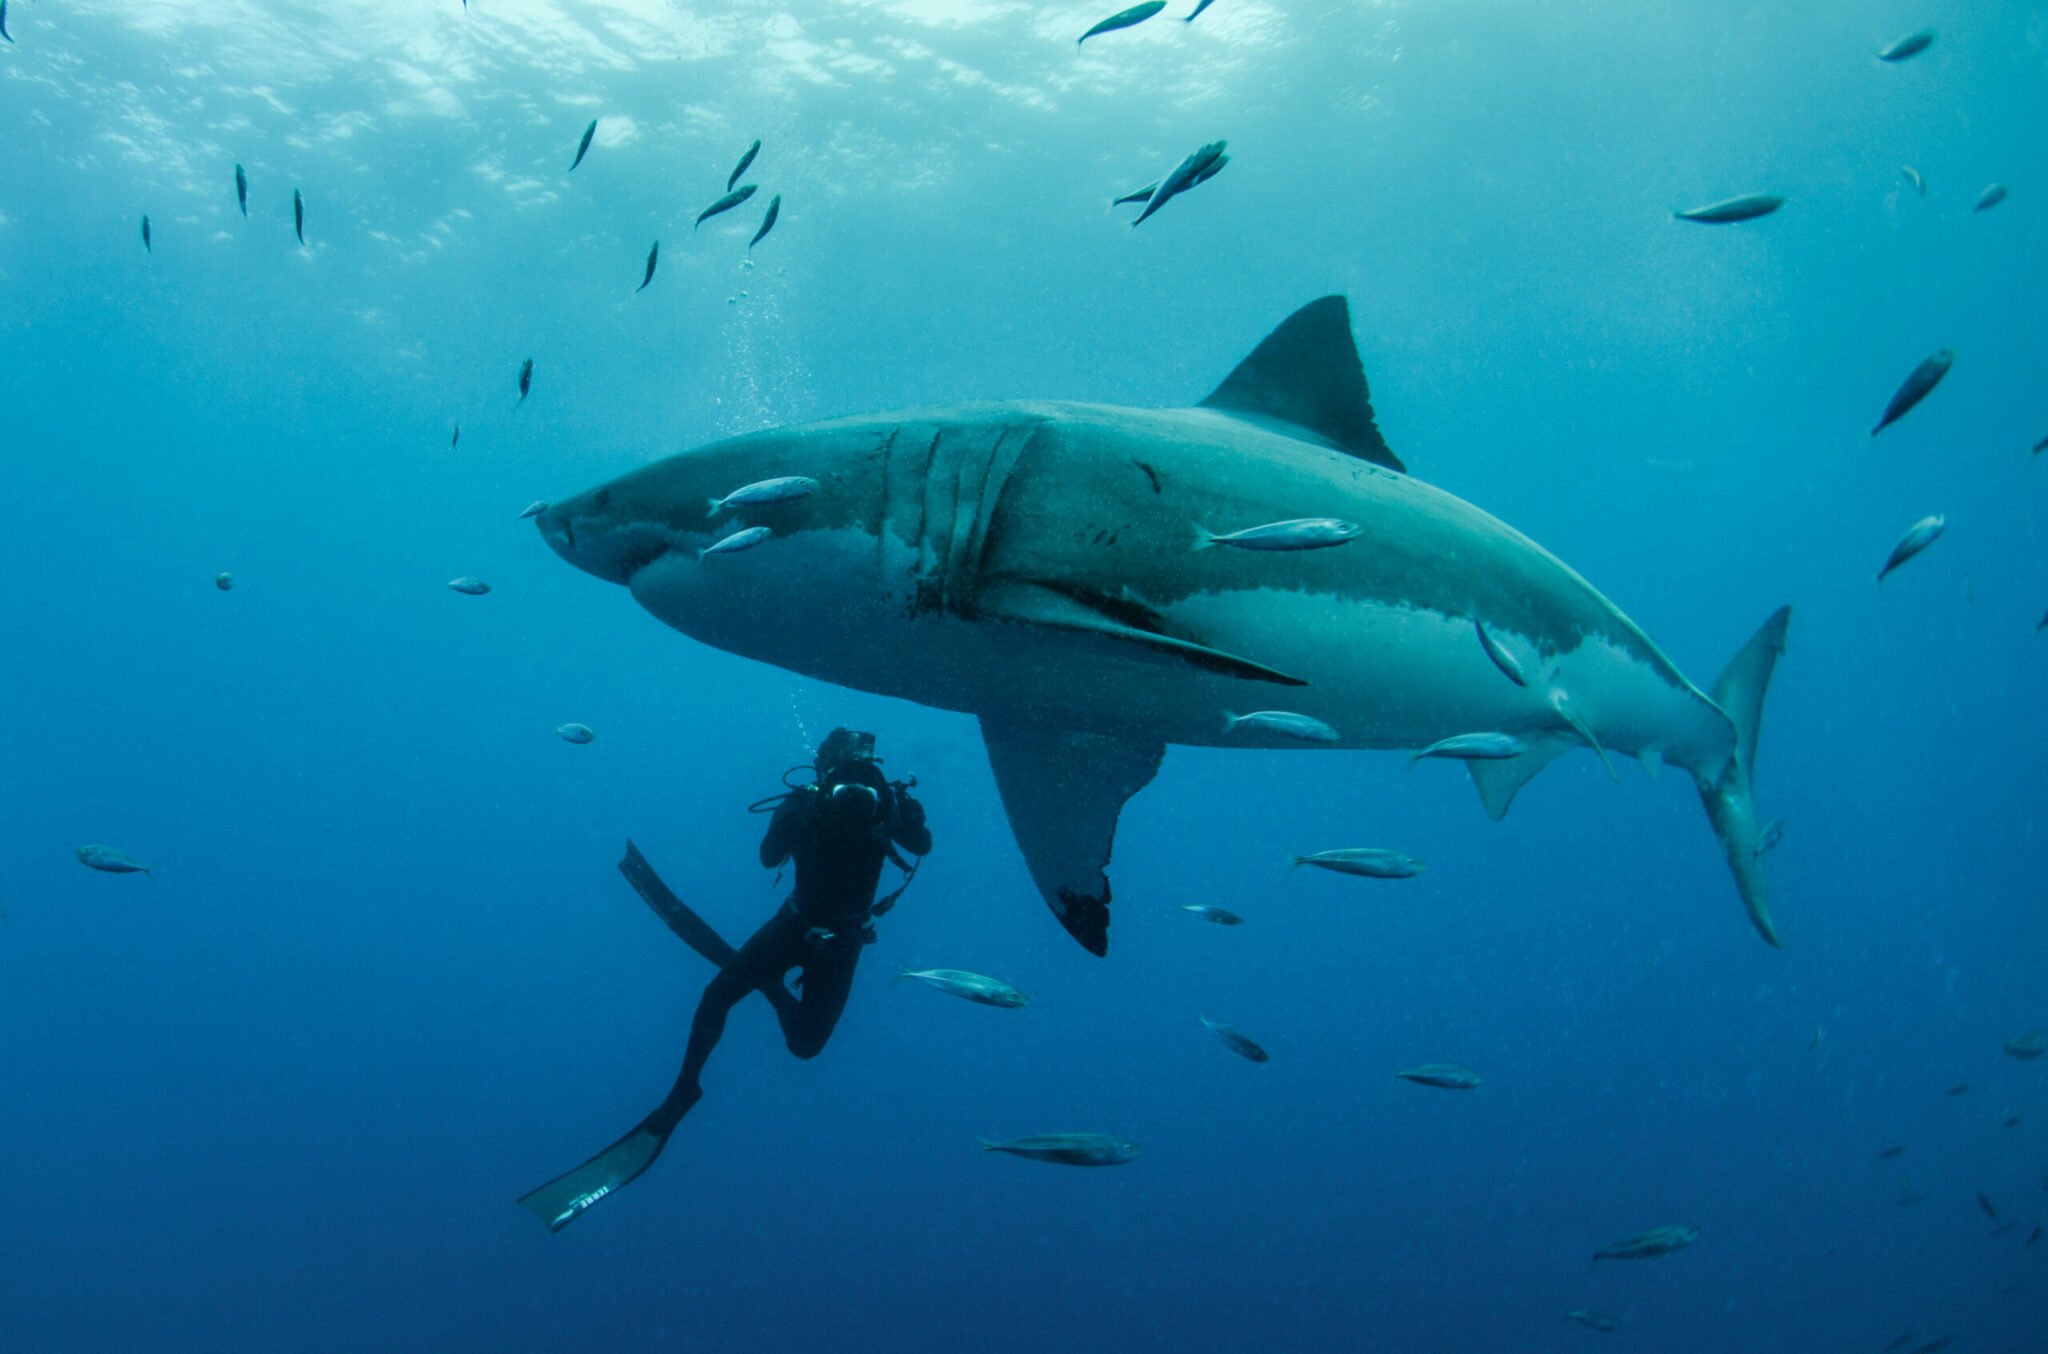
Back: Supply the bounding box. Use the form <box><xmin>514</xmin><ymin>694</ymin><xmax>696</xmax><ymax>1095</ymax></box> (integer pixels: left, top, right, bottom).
<box><xmin>1290</xmin><ymin>848</ymin><xmax>1424</xmax><ymax>879</ymax></box>
<box><xmin>1593</xmin><ymin>1223</ymin><xmax>1699</xmax><ymax>1260</ymax></box>
<box><xmin>1877</xmin><ymin>29</ymin><xmax>1934</xmax><ymax>62</ymax></box>
<box><xmin>1944</xmin><ymin>1082</ymin><xmax>1969</xmax><ymax>1096</ymax></box>
<box><xmin>1877</xmin><ymin>1144</ymin><xmax>1906</xmax><ymax>1158</ymax></box>
<box><xmin>1195</xmin><ymin>518</ymin><xmax>1360</xmax><ymax>551</ymax></box>
<box><xmin>570</xmin><ymin>118</ymin><xmax>597</xmax><ymax>172</ymax></box>
<box><xmin>707</xmin><ymin>476</ymin><xmax>817</xmax><ymax>516</ymax></box>
<box><xmin>1133</xmin><ymin>139</ymin><xmax>1227</xmax><ymax>227</ymax></box>
<box><xmin>1412</xmin><ymin>731</ymin><xmax>1525</xmax><ymax>762</ymax></box>
<box><xmin>1876</xmin><ymin>515</ymin><xmax>1944</xmax><ymax>583</ymax></box>
<box><xmin>981</xmin><ymin>1133</ymin><xmax>1140</xmax><ymax>1165</ymax></box>
<box><xmin>518</xmin><ymin>500</ymin><xmax>550</xmax><ymax>520</ymax></box>
<box><xmin>555</xmin><ymin>723</ymin><xmax>595</xmax><ymax>744</ymax></box>
<box><xmin>2002</xmin><ymin>1031</ymin><xmax>2046</xmax><ymax>1060</ymax></box>
<box><xmin>214</xmin><ymin>572</ymin><xmax>235</xmax><ymax>592</ymax></box>
<box><xmin>448</xmin><ymin>577</ymin><xmax>492</xmax><ymax>595</ymax></box>
<box><xmin>1754</xmin><ymin>818</ymin><xmax>1786</xmax><ymax>856</ymax></box>
<box><xmin>1974</xmin><ymin>182</ymin><xmax>2008</xmax><ymax>213</ymax></box>
<box><xmin>1871</xmin><ymin>350</ymin><xmax>1953</xmax><ymax>435</ymax></box>
<box><xmin>1673</xmin><ymin>193</ymin><xmax>1784</xmax><ymax>224</ymax></box>
<box><xmin>76</xmin><ymin>845</ymin><xmax>151</xmax><ymax>876</ymax></box>
<box><xmin>727</xmin><ymin>139</ymin><xmax>761</xmax><ymax>193</ymax></box>
<box><xmin>517</xmin><ymin>358</ymin><xmax>534</xmax><ymax>404</ymax></box>
<box><xmin>696</xmin><ymin>184</ymin><xmax>758</xmax><ymax>230</ymax></box>
<box><xmin>1179</xmin><ymin>903</ymin><xmax>1242</xmax><ymax>925</ymax></box>
<box><xmin>1223</xmin><ymin>710</ymin><xmax>1339</xmax><ymax>742</ymax></box>
<box><xmin>1565</xmin><ymin>1311</ymin><xmax>1620</xmax><ymax>1334</ymax></box>
<box><xmin>1901</xmin><ymin>165</ymin><xmax>1926</xmax><ymax>196</ymax></box>
<box><xmin>637</xmin><ymin>240</ymin><xmax>659</xmax><ymax>292</ymax></box>
<box><xmin>897</xmin><ymin>967</ymin><xmax>1028</xmax><ymax>1008</ymax></box>
<box><xmin>141</xmin><ymin>214</ymin><xmax>152</xmax><ymax>252</ymax></box>
<box><xmin>1396</xmin><ymin>1063</ymin><xmax>1480</xmax><ymax>1090</ymax></box>
<box><xmin>1201</xmin><ymin>1016</ymin><xmax>1270</xmax><ymax>1063</ymax></box>
<box><xmin>749</xmin><ymin>195</ymin><xmax>781</xmax><ymax>251</ymax></box>
<box><xmin>698</xmin><ymin>526</ymin><xmax>772</xmax><ymax>560</ymax></box>
<box><xmin>1077</xmin><ymin>1</ymin><xmax>1166</xmax><ymax>45</ymax></box>
<box><xmin>1474</xmin><ymin>618</ymin><xmax>1529</xmax><ymax>687</ymax></box>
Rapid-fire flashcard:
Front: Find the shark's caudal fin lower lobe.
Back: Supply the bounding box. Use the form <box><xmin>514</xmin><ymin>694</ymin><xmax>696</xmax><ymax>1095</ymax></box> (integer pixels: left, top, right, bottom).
<box><xmin>1695</xmin><ymin>606</ymin><xmax>1792</xmax><ymax>947</ymax></box>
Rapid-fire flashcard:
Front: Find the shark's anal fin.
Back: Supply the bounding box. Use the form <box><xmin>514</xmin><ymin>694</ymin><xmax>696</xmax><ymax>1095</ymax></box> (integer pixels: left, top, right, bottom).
<box><xmin>1196</xmin><ymin>295</ymin><xmax>1405</xmax><ymax>474</ymax></box>
<box><xmin>976</xmin><ymin>578</ymin><xmax>1306</xmax><ymax>686</ymax></box>
<box><xmin>980</xmin><ymin>719</ymin><xmax>1165</xmax><ymax>956</ymax></box>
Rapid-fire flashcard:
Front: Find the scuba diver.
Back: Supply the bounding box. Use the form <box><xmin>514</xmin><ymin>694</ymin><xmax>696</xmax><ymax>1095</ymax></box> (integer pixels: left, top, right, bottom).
<box><xmin>518</xmin><ymin>727</ymin><xmax>930</xmax><ymax>1231</ymax></box>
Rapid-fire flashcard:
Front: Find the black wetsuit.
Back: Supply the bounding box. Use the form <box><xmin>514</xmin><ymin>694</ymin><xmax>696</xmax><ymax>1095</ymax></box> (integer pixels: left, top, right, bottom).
<box><xmin>649</xmin><ymin>761</ymin><xmax>930</xmax><ymax>1129</ymax></box>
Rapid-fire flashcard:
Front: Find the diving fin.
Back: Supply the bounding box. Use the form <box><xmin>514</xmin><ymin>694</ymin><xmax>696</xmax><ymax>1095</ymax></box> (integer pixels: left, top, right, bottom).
<box><xmin>619</xmin><ymin>839</ymin><xmax>739</xmax><ymax>969</ymax></box>
<box><xmin>517</xmin><ymin>1110</ymin><xmax>678</xmax><ymax>1233</ymax></box>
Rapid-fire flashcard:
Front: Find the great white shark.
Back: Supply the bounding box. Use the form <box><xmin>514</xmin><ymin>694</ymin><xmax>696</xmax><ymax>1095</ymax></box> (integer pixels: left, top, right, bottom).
<box><xmin>536</xmin><ymin>297</ymin><xmax>1790</xmax><ymax>956</ymax></box>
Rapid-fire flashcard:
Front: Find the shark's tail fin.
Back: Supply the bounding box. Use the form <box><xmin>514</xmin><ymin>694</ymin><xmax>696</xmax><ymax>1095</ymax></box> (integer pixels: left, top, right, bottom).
<box><xmin>1695</xmin><ymin>606</ymin><xmax>1792</xmax><ymax>947</ymax></box>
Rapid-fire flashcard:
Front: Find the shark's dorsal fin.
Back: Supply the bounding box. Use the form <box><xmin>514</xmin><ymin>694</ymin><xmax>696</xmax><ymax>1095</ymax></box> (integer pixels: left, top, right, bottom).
<box><xmin>1197</xmin><ymin>296</ymin><xmax>1405</xmax><ymax>473</ymax></box>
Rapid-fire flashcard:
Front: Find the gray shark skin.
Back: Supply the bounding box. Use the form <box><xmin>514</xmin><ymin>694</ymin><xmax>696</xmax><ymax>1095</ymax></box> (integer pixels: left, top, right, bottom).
<box><xmin>537</xmin><ymin>297</ymin><xmax>1790</xmax><ymax>956</ymax></box>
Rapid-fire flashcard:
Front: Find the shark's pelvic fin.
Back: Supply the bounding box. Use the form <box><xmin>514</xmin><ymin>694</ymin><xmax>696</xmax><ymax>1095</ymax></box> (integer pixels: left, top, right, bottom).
<box><xmin>1696</xmin><ymin>606</ymin><xmax>1792</xmax><ymax>947</ymax></box>
<box><xmin>980</xmin><ymin>719</ymin><xmax>1165</xmax><ymax>956</ymax></box>
<box><xmin>1196</xmin><ymin>295</ymin><xmax>1405</xmax><ymax>474</ymax></box>
<box><xmin>975</xmin><ymin>578</ymin><xmax>1306</xmax><ymax>686</ymax></box>
<box><xmin>1466</xmin><ymin>734</ymin><xmax>1570</xmax><ymax>821</ymax></box>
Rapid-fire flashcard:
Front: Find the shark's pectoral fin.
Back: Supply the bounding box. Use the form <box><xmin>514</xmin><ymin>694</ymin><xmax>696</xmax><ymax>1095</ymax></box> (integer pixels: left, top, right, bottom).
<box><xmin>975</xmin><ymin>578</ymin><xmax>1306</xmax><ymax>686</ymax></box>
<box><xmin>980</xmin><ymin>718</ymin><xmax>1165</xmax><ymax>956</ymax></box>
<box><xmin>1466</xmin><ymin>734</ymin><xmax>1570</xmax><ymax>821</ymax></box>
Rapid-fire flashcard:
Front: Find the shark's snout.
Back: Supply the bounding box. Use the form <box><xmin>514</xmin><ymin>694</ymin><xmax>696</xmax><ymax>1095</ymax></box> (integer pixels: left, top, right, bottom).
<box><xmin>535</xmin><ymin>502</ymin><xmax>577</xmax><ymax>561</ymax></box>
<box><xmin>536</xmin><ymin>487</ymin><xmax>691</xmax><ymax>588</ymax></box>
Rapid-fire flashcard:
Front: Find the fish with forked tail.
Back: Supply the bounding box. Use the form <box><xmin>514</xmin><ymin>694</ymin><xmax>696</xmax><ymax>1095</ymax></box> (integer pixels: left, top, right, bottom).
<box><xmin>982</xmin><ymin>1133</ymin><xmax>1139</xmax><ymax>1165</ymax></box>
<box><xmin>1877</xmin><ymin>516</ymin><xmax>1944</xmax><ymax>583</ymax></box>
<box><xmin>1594</xmin><ymin>1224</ymin><xmax>1699</xmax><ymax>1260</ymax></box>
<box><xmin>1878</xmin><ymin>29</ymin><xmax>1934</xmax><ymax>62</ymax></box>
<box><xmin>727</xmin><ymin>139</ymin><xmax>760</xmax><ymax>192</ymax></box>
<box><xmin>750</xmin><ymin>195</ymin><xmax>781</xmax><ymax>251</ymax></box>
<box><xmin>1397</xmin><ymin>1064</ymin><xmax>1480</xmax><ymax>1090</ymax></box>
<box><xmin>696</xmin><ymin>184</ymin><xmax>757</xmax><ymax>229</ymax></box>
<box><xmin>77</xmin><ymin>845</ymin><xmax>151</xmax><ymax>875</ymax></box>
<box><xmin>1872</xmin><ymin>350</ymin><xmax>1953</xmax><ymax>435</ymax></box>
<box><xmin>1201</xmin><ymin>1016</ymin><xmax>1269</xmax><ymax>1063</ymax></box>
<box><xmin>1079</xmin><ymin>2</ymin><xmax>1166</xmax><ymax>44</ymax></box>
<box><xmin>1674</xmin><ymin>193</ymin><xmax>1783</xmax><ymax>224</ymax></box>
<box><xmin>570</xmin><ymin>119</ymin><xmax>597</xmax><ymax>171</ymax></box>
<box><xmin>897</xmin><ymin>967</ymin><xmax>1028</xmax><ymax>1008</ymax></box>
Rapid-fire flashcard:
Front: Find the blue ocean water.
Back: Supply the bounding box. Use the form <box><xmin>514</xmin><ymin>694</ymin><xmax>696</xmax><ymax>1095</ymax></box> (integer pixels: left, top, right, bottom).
<box><xmin>3</xmin><ymin>2</ymin><xmax>2045</xmax><ymax>1350</ymax></box>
